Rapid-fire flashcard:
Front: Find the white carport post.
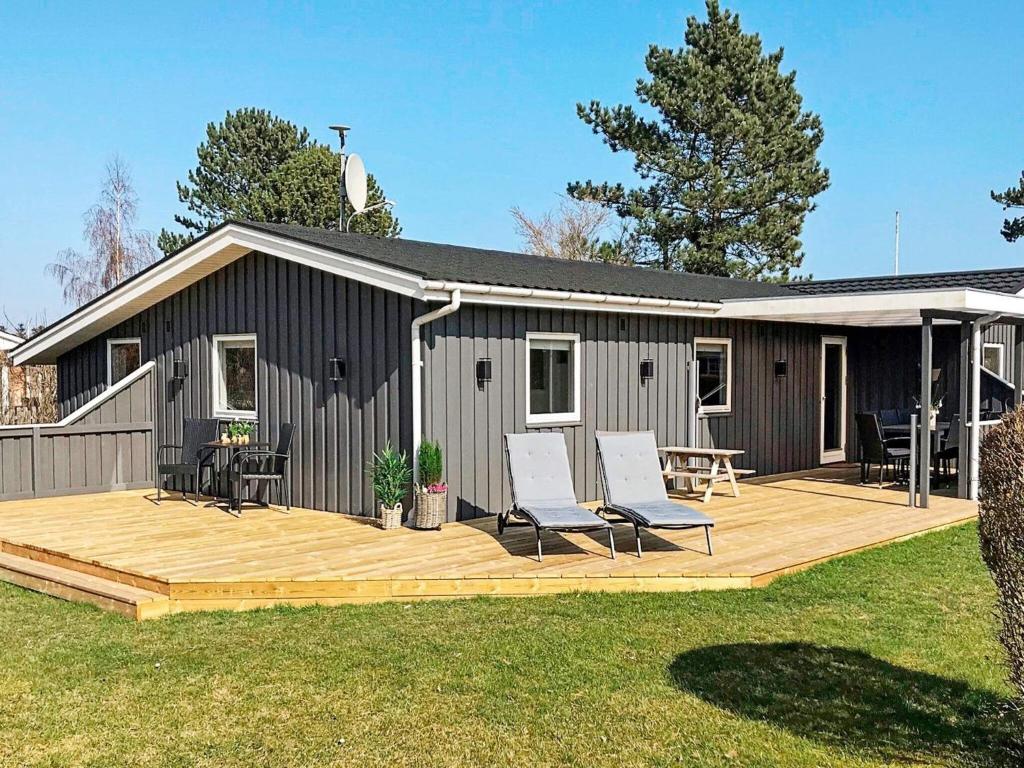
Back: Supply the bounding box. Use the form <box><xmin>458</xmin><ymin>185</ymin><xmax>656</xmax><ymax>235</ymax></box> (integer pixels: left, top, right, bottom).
<box><xmin>969</xmin><ymin>320</ymin><xmax>983</xmax><ymax>501</ymax></box>
<box><xmin>919</xmin><ymin>318</ymin><xmax>932</xmax><ymax>508</ymax></box>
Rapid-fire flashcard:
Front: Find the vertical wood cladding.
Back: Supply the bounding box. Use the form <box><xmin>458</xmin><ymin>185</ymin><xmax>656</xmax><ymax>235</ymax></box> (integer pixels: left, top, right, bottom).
<box><xmin>56</xmin><ymin>249</ymin><xmax>1015</xmax><ymax>522</ymax></box>
<box><xmin>57</xmin><ymin>251</ymin><xmax>414</xmax><ymax>515</ymax></box>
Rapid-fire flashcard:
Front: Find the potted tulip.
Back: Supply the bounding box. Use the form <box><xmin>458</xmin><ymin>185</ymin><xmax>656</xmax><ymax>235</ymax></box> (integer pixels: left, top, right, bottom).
<box><xmin>414</xmin><ymin>440</ymin><xmax>447</xmax><ymax>530</ymax></box>
<box><xmin>369</xmin><ymin>442</ymin><xmax>411</xmax><ymax>530</ymax></box>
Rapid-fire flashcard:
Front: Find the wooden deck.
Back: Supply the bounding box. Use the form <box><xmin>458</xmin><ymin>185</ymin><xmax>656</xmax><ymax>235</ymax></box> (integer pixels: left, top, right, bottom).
<box><xmin>0</xmin><ymin>466</ymin><xmax>977</xmax><ymax>619</ymax></box>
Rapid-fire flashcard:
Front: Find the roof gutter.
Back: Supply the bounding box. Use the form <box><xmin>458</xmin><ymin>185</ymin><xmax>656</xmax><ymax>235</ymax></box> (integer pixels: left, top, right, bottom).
<box><xmin>410</xmin><ymin>289</ymin><xmax>462</xmax><ymax>487</ymax></box>
<box><xmin>421</xmin><ymin>280</ymin><xmax>722</xmax><ymax>315</ymax></box>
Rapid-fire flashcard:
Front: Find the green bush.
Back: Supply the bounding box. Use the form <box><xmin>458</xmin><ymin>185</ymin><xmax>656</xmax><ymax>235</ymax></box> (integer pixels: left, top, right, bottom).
<box><xmin>417</xmin><ymin>440</ymin><xmax>444</xmax><ymax>487</ymax></box>
<box><xmin>979</xmin><ymin>407</ymin><xmax>1024</xmax><ymax>706</ymax></box>
<box><xmin>368</xmin><ymin>442</ymin><xmax>411</xmax><ymax>508</ymax></box>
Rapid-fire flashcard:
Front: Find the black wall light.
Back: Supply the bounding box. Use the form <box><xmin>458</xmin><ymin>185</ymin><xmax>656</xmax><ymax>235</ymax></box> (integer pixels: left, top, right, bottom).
<box><xmin>172</xmin><ymin>359</ymin><xmax>189</xmax><ymax>381</ymax></box>
<box><xmin>774</xmin><ymin>359</ymin><xmax>788</xmax><ymax>378</ymax></box>
<box><xmin>476</xmin><ymin>358</ymin><xmax>492</xmax><ymax>386</ymax></box>
<box><xmin>329</xmin><ymin>358</ymin><xmax>346</xmax><ymax>381</ymax></box>
<box><xmin>640</xmin><ymin>359</ymin><xmax>655</xmax><ymax>382</ymax></box>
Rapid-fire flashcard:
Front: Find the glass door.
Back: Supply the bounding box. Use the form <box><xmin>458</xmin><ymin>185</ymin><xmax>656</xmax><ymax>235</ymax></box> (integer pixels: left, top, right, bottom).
<box><xmin>820</xmin><ymin>336</ymin><xmax>848</xmax><ymax>464</ymax></box>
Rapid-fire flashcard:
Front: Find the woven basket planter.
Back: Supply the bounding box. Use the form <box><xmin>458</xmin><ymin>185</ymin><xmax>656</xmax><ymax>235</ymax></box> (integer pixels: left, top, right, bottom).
<box><xmin>413</xmin><ymin>490</ymin><xmax>447</xmax><ymax>530</ymax></box>
<box><xmin>378</xmin><ymin>503</ymin><xmax>403</xmax><ymax>530</ymax></box>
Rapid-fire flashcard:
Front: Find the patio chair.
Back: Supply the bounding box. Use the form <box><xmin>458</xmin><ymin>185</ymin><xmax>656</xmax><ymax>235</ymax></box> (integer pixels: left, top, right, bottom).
<box><xmin>501</xmin><ymin>432</ymin><xmax>615</xmax><ymax>562</ymax></box>
<box><xmin>229</xmin><ymin>423</ymin><xmax>295</xmax><ymax>513</ymax></box>
<box><xmin>156</xmin><ymin>417</ymin><xmax>221</xmax><ymax>505</ymax></box>
<box><xmin>933</xmin><ymin>413</ymin><xmax>961</xmax><ymax>481</ymax></box>
<box><xmin>855</xmin><ymin>412</ymin><xmax>911</xmax><ymax>487</ymax></box>
<box><xmin>595</xmin><ymin>431</ymin><xmax>715</xmax><ymax>557</ymax></box>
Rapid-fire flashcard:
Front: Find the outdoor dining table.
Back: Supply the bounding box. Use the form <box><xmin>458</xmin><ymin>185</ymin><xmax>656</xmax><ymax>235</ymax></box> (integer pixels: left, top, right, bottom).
<box><xmin>202</xmin><ymin>440</ymin><xmax>269</xmax><ymax>510</ymax></box>
<box><xmin>658</xmin><ymin>446</ymin><xmax>749</xmax><ymax>503</ymax></box>
<box><xmin>883</xmin><ymin>421</ymin><xmax>950</xmax><ymax>481</ymax></box>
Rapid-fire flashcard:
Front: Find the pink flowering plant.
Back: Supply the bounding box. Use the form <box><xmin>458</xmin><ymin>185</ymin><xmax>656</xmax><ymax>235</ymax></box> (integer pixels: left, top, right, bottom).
<box><xmin>417</xmin><ymin>440</ymin><xmax>446</xmax><ymax>493</ymax></box>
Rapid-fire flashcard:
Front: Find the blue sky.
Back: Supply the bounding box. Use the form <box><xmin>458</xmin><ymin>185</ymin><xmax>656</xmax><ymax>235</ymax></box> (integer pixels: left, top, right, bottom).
<box><xmin>1</xmin><ymin>1</ymin><xmax>1022</xmax><ymax>321</ymax></box>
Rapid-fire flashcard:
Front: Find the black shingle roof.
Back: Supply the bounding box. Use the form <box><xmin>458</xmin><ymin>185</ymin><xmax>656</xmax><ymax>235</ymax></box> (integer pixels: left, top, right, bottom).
<box><xmin>788</xmin><ymin>267</ymin><xmax>1024</xmax><ymax>295</ymax></box>
<box><xmin>241</xmin><ymin>221</ymin><xmax>790</xmax><ymax>303</ymax></box>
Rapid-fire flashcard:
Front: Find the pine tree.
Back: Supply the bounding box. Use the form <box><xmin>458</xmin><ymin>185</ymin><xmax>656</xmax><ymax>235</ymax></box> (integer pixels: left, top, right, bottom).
<box><xmin>569</xmin><ymin>1</ymin><xmax>829</xmax><ymax>281</ymax></box>
<box><xmin>991</xmin><ymin>173</ymin><xmax>1024</xmax><ymax>242</ymax></box>
<box><xmin>158</xmin><ymin>108</ymin><xmax>399</xmax><ymax>254</ymax></box>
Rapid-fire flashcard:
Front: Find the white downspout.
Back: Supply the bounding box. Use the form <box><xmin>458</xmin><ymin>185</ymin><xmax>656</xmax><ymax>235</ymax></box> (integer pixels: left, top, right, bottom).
<box><xmin>970</xmin><ymin>313</ymin><xmax>1002</xmax><ymax>500</ymax></box>
<box><xmin>411</xmin><ymin>289</ymin><xmax>461</xmax><ymax>484</ymax></box>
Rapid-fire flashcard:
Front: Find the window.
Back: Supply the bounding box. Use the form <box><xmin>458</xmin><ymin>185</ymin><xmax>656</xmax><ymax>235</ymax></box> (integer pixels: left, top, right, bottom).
<box><xmin>526</xmin><ymin>332</ymin><xmax>580</xmax><ymax>425</ymax></box>
<box><xmin>106</xmin><ymin>338</ymin><xmax>141</xmax><ymax>385</ymax></box>
<box><xmin>212</xmin><ymin>334</ymin><xmax>257</xmax><ymax>419</ymax></box>
<box><xmin>695</xmin><ymin>337</ymin><xmax>732</xmax><ymax>414</ymax></box>
<box><xmin>983</xmin><ymin>343</ymin><xmax>1005</xmax><ymax>378</ymax></box>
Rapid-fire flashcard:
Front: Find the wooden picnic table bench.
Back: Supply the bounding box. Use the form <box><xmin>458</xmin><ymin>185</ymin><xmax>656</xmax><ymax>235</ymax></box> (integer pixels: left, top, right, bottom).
<box><xmin>659</xmin><ymin>446</ymin><xmax>755</xmax><ymax>503</ymax></box>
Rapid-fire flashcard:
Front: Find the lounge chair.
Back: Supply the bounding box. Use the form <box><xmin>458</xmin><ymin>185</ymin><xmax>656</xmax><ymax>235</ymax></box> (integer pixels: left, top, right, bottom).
<box><xmin>501</xmin><ymin>433</ymin><xmax>615</xmax><ymax>562</ymax></box>
<box><xmin>595</xmin><ymin>431</ymin><xmax>715</xmax><ymax>557</ymax></box>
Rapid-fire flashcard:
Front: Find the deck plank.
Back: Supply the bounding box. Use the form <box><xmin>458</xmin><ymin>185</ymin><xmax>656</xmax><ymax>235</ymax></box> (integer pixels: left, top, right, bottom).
<box><xmin>0</xmin><ymin>466</ymin><xmax>977</xmax><ymax>617</ymax></box>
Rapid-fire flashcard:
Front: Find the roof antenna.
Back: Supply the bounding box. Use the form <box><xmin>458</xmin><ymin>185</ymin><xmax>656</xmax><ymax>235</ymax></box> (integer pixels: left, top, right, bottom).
<box><xmin>329</xmin><ymin>124</ymin><xmax>394</xmax><ymax>232</ymax></box>
<box><xmin>894</xmin><ymin>210</ymin><xmax>900</xmax><ymax>275</ymax></box>
<box><xmin>329</xmin><ymin>125</ymin><xmax>350</xmax><ymax>231</ymax></box>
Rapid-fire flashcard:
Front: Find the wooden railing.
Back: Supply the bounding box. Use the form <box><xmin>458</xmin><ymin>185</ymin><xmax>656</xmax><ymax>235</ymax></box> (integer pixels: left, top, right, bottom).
<box><xmin>0</xmin><ymin>364</ymin><xmax>154</xmax><ymax>501</ymax></box>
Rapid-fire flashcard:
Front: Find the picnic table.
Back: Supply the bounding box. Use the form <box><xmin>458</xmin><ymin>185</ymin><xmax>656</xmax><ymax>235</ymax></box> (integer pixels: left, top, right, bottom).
<box><xmin>659</xmin><ymin>446</ymin><xmax>754</xmax><ymax>503</ymax></box>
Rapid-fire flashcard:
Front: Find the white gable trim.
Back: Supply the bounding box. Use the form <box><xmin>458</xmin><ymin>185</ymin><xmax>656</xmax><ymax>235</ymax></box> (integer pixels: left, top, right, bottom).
<box><xmin>12</xmin><ymin>223</ymin><xmax>729</xmax><ymax>366</ymax></box>
<box><xmin>12</xmin><ymin>224</ymin><xmax>445</xmax><ymax>366</ymax></box>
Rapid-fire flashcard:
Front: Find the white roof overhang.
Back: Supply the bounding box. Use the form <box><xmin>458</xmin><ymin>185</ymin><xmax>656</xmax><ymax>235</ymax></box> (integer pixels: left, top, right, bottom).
<box><xmin>717</xmin><ymin>288</ymin><xmax>1024</xmax><ymax>327</ymax></box>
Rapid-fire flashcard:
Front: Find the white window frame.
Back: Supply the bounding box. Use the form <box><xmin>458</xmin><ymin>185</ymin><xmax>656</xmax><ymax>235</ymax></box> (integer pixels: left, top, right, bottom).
<box><xmin>212</xmin><ymin>333</ymin><xmax>258</xmax><ymax>420</ymax></box>
<box><xmin>982</xmin><ymin>342</ymin><xmax>1005</xmax><ymax>378</ymax></box>
<box><xmin>694</xmin><ymin>337</ymin><xmax>733</xmax><ymax>415</ymax></box>
<box><xmin>106</xmin><ymin>337</ymin><xmax>142</xmax><ymax>386</ymax></box>
<box><xmin>525</xmin><ymin>331</ymin><xmax>581</xmax><ymax>426</ymax></box>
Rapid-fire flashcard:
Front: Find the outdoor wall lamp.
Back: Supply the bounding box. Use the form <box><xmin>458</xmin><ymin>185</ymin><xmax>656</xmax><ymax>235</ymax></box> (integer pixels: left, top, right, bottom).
<box><xmin>329</xmin><ymin>358</ymin><xmax>346</xmax><ymax>381</ymax></box>
<box><xmin>172</xmin><ymin>359</ymin><xmax>189</xmax><ymax>381</ymax></box>
<box><xmin>774</xmin><ymin>359</ymin><xmax>788</xmax><ymax>378</ymax></box>
<box><xmin>639</xmin><ymin>359</ymin><xmax>655</xmax><ymax>382</ymax></box>
<box><xmin>476</xmin><ymin>358</ymin><xmax>492</xmax><ymax>386</ymax></box>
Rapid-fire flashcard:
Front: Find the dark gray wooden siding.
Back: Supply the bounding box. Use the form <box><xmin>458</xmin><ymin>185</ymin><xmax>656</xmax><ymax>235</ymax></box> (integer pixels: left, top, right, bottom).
<box><xmin>0</xmin><ymin>367</ymin><xmax>153</xmax><ymax>501</ymax></box>
<box><xmin>423</xmin><ymin>307</ymin><xmax>838</xmax><ymax>520</ymax></box>
<box><xmin>846</xmin><ymin>322</ymin><xmax>1015</xmax><ymax>460</ymax></box>
<box><xmin>54</xmin><ymin>246</ymin><xmax>1016</xmax><ymax>521</ymax></box>
<box><xmin>57</xmin><ymin>251</ymin><xmax>415</xmax><ymax>515</ymax></box>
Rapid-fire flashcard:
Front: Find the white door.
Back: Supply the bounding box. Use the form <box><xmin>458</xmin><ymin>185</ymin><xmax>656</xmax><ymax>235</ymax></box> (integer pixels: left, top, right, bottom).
<box><xmin>820</xmin><ymin>336</ymin><xmax>848</xmax><ymax>464</ymax></box>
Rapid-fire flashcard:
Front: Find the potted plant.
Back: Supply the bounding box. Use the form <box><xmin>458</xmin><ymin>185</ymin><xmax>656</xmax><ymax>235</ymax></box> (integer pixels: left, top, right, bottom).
<box><xmin>369</xmin><ymin>442</ymin><xmax>411</xmax><ymax>530</ymax></box>
<box><xmin>228</xmin><ymin>420</ymin><xmax>255</xmax><ymax>445</ymax></box>
<box><xmin>414</xmin><ymin>440</ymin><xmax>447</xmax><ymax>530</ymax></box>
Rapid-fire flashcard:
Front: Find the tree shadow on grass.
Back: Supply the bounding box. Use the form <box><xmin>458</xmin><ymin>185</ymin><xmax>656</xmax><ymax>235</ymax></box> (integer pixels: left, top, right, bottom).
<box><xmin>669</xmin><ymin>642</ymin><xmax>1021</xmax><ymax>767</ymax></box>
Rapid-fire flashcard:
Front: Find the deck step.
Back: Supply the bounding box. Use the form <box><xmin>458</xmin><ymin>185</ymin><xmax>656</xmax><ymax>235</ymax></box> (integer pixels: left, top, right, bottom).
<box><xmin>0</xmin><ymin>552</ymin><xmax>169</xmax><ymax>620</ymax></box>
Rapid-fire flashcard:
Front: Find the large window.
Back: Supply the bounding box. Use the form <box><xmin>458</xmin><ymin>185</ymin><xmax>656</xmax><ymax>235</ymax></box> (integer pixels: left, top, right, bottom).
<box><xmin>695</xmin><ymin>337</ymin><xmax>732</xmax><ymax>414</ymax></box>
<box><xmin>526</xmin><ymin>332</ymin><xmax>580</xmax><ymax>425</ymax></box>
<box><xmin>106</xmin><ymin>338</ymin><xmax>141</xmax><ymax>385</ymax></box>
<box><xmin>983</xmin><ymin>342</ymin><xmax>1005</xmax><ymax>378</ymax></box>
<box><xmin>212</xmin><ymin>334</ymin><xmax>257</xmax><ymax>419</ymax></box>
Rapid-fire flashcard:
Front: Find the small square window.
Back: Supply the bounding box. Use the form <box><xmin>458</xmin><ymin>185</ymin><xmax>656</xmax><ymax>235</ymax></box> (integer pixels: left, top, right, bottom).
<box><xmin>526</xmin><ymin>333</ymin><xmax>580</xmax><ymax>425</ymax></box>
<box><xmin>107</xmin><ymin>338</ymin><xmax>141</xmax><ymax>385</ymax></box>
<box><xmin>983</xmin><ymin>343</ymin><xmax>1004</xmax><ymax>378</ymax></box>
<box><xmin>213</xmin><ymin>334</ymin><xmax>257</xmax><ymax>419</ymax></box>
<box><xmin>695</xmin><ymin>337</ymin><xmax>732</xmax><ymax>414</ymax></box>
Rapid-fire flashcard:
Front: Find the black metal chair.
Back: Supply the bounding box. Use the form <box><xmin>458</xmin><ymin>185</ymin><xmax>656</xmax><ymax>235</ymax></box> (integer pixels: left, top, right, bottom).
<box><xmin>229</xmin><ymin>423</ymin><xmax>295</xmax><ymax>513</ymax></box>
<box><xmin>855</xmin><ymin>412</ymin><xmax>911</xmax><ymax>487</ymax></box>
<box><xmin>934</xmin><ymin>414</ymin><xmax>961</xmax><ymax>481</ymax></box>
<box><xmin>156</xmin><ymin>418</ymin><xmax>221</xmax><ymax>505</ymax></box>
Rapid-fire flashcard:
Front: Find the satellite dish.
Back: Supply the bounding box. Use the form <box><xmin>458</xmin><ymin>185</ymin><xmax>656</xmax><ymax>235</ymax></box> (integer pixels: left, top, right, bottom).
<box><xmin>344</xmin><ymin>154</ymin><xmax>368</xmax><ymax>214</ymax></box>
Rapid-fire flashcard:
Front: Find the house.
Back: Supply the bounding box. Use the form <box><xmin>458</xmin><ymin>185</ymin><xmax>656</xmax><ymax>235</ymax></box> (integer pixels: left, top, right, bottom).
<box><xmin>10</xmin><ymin>221</ymin><xmax>1024</xmax><ymax>519</ymax></box>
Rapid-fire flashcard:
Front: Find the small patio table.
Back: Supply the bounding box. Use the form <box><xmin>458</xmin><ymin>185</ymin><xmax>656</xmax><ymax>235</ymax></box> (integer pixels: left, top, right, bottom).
<box><xmin>202</xmin><ymin>440</ymin><xmax>269</xmax><ymax>511</ymax></box>
<box><xmin>659</xmin><ymin>446</ymin><xmax>751</xmax><ymax>503</ymax></box>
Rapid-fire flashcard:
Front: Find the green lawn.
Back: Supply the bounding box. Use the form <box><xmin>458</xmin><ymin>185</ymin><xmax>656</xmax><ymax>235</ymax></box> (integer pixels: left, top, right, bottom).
<box><xmin>1</xmin><ymin>523</ymin><xmax>1019</xmax><ymax>767</ymax></box>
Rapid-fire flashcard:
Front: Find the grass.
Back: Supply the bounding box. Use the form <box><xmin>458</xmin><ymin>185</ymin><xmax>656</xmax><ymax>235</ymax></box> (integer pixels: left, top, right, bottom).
<box><xmin>0</xmin><ymin>523</ymin><xmax>1019</xmax><ymax>767</ymax></box>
